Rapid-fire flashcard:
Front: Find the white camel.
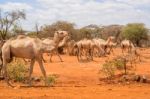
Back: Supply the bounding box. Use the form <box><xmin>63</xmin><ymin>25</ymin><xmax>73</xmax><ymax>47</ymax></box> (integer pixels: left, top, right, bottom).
<box><xmin>49</xmin><ymin>35</ymin><xmax>70</xmax><ymax>62</ymax></box>
<box><xmin>1</xmin><ymin>32</ymin><xmax>67</xmax><ymax>87</ymax></box>
<box><xmin>74</xmin><ymin>38</ymin><xmax>97</xmax><ymax>61</ymax></box>
<box><xmin>106</xmin><ymin>42</ymin><xmax>117</xmax><ymax>55</ymax></box>
<box><xmin>42</xmin><ymin>31</ymin><xmax>68</xmax><ymax>62</ymax></box>
<box><xmin>62</xmin><ymin>40</ymin><xmax>76</xmax><ymax>55</ymax></box>
<box><xmin>92</xmin><ymin>36</ymin><xmax>115</xmax><ymax>56</ymax></box>
<box><xmin>121</xmin><ymin>39</ymin><xmax>135</xmax><ymax>54</ymax></box>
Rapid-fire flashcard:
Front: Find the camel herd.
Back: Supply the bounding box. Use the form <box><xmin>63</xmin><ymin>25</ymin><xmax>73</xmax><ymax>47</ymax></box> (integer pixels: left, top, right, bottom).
<box><xmin>0</xmin><ymin>30</ymin><xmax>140</xmax><ymax>87</ymax></box>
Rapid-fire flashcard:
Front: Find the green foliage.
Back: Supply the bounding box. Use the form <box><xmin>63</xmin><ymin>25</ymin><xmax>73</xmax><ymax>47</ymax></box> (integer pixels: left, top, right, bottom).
<box><xmin>40</xmin><ymin>21</ymin><xmax>103</xmax><ymax>41</ymax></box>
<box><xmin>101</xmin><ymin>59</ymin><xmax>125</xmax><ymax>79</ymax></box>
<box><xmin>122</xmin><ymin>23</ymin><xmax>148</xmax><ymax>46</ymax></box>
<box><xmin>102</xmin><ymin>61</ymin><xmax>116</xmax><ymax>79</ymax></box>
<box><xmin>7</xmin><ymin>60</ymin><xmax>28</xmax><ymax>82</ymax></box>
<box><xmin>113</xmin><ymin>59</ymin><xmax>124</xmax><ymax>70</ymax></box>
<box><xmin>0</xmin><ymin>9</ymin><xmax>26</xmax><ymax>40</ymax></box>
<box><xmin>40</xmin><ymin>21</ymin><xmax>76</xmax><ymax>38</ymax></box>
<box><xmin>41</xmin><ymin>75</ymin><xmax>57</xmax><ymax>86</ymax></box>
<box><xmin>27</xmin><ymin>32</ymin><xmax>38</xmax><ymax>38</ymax></box>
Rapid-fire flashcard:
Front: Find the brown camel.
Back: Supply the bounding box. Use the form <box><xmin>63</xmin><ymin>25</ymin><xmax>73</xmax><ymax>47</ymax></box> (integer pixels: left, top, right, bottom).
<box><xmin>1</xmin><ymin>33</ymin><xmax>66</xmax><ymax>87</ymax></box>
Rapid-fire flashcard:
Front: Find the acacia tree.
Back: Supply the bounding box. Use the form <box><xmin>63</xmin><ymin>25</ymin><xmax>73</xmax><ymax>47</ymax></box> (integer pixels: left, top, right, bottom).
<box><xmin>0</xmin><ymin>9</ymin><xmax>26</xmax><ymax>40</ymax></box>
<box><xmin>122</xmin><ymin>23</ymin><xmax>148</xmax><ymax>46</ymax></box>
<box><xmin>40</xmin><ymin>21</ymin><xmax>76</xmax><ymax>38</ymax></box>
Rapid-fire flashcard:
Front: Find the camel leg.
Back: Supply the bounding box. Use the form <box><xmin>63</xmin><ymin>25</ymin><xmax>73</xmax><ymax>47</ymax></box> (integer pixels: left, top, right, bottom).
<box><xmin>89</xmin><ymin>49</ymin><xmax>93</xmax><ymax>61</ymax></box>
<box><xmin>76</xmin><ymin>47</ymin><xmax>80</xmax><ymax>62</ymax></box>
<box><xmin>3</xmin><ymin>61</ymin><xmax>13</xmax><ymax>87</ymax></box>
<box><xmin>77</xmin><ymin>47</ymin><xmax>83</xmax><ymax>62</ymax></box>
<box><xmin>0</xmin><ymin>56</ymin><xmax>3</xmax><ymax>75</ymax></box>
<box><xmin>49</xmin><ymin>54</ymin><xmax>53</xmax><ymax>62</ymax></box>
<box><xmin>56</xmin><ymin>50</ymin><xmax>63</xmax><ymax>62</ymax></box>
<box><xmin>110</xmin><ymin>47</ymin><xmax>115</xmax><ymax>55</ymax></box>
<box><xmin>37</xmin><ymin>59</ymin><xmax>47</xmax><ymax>86</ymax></box>
<box><xmin>42</xmin><ymin>54</ymin><xmax>47</xmax><ymax>63</ymax></box>
<box><xmin>28</xmin><ymin>59</ymin><xmax>35</xmax><ymax>86</ymax></box>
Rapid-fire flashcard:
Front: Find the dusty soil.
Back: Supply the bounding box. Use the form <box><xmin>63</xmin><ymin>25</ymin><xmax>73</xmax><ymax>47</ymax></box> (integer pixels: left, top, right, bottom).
<box><xmin>0</xmin><ymin>48</ymin><xmax>150</xmax><ymax>99</ymax></box>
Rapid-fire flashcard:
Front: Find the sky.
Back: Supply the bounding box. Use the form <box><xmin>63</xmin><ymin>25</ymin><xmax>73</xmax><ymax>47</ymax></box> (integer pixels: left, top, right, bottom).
<box><xmin>0</xmin><ymin>0</ymin><xmax>150</xmax><ymax>30</ymax></box>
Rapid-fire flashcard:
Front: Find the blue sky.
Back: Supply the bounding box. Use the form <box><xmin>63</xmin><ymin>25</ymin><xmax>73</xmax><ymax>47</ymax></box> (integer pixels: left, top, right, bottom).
<box><xmin>0</xmin><ymin>0</ymin><xmax>150</xmax><ymax>30</ymax></box>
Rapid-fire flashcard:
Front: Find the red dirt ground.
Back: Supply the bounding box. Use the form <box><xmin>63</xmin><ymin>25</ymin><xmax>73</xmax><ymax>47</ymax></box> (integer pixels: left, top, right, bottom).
<box><xmin>0</xmin><ymin>48</ymin><xmax>150</xmax><ymax>99</ymax></box>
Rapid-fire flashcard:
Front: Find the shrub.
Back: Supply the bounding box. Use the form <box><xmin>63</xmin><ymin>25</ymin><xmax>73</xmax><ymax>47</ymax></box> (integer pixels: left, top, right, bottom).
<box><xmin>7</xmin><ymin>59</ymin><xmax>28</xmax><ymax>82</ymax></box>
<box><xmin>121</xmin><ymin>23</ymin><xmax>148</xmax><ymax>46</ymax></box>
<box><xmin>101</xmin><ymin>61</ymin><xmax>116</xmax><ymax>79</ymax></box>
<box><xmin>113</xmin><ymin>59</ymin><xmax>125</xmax><ymax>70</ymax></box>
<box><xmin>101</xmin><ymin>59</ymin><xmax>126</xmax><ymax>79</ymax></box>
<box><xmin>41</xmin><ymin>75</ymin><xmax>57</xmax><ymax>86</ymax></box>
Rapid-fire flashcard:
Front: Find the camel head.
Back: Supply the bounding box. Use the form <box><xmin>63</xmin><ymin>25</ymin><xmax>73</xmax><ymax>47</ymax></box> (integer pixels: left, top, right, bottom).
<box><xmin>109</xmin><ymin>36</ymin><xmax>115</xmax><ymax>41</ymax></box>
<box><xmin>54</xmin><ymin>30</ymin><xmax>69</xmax><ymax>41</ymax></box>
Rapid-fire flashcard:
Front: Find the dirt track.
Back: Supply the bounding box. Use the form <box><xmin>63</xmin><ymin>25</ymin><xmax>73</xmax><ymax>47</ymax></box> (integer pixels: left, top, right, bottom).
<box><xmin>0</xmin><ymin>48</ymin><xmax>150</xmax><ymax>99</ymax></box>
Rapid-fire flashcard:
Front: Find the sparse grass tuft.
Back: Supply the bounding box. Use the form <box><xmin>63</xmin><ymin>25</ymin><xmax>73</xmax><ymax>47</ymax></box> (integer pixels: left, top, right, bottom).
<box><xmin>7</xmin><ymin>59</ymin><xmax>28</xmax><ymax>82</ymax></box>
<box><xmin>41</xmin><ymin>74</ymin><xmax>57</xmax><ymax>86</ymax></box>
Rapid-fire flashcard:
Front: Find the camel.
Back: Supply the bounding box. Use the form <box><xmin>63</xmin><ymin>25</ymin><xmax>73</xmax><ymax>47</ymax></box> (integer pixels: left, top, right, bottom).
<box><xmin>92</xmin><ymin>36</ymin><xmax>115</xmax><ymax>56</ymax></box>
<box><xmin>0</xmin><ymin>40</ymin><xmax>6</xmax><ymax>70</ymax></box>
<box><xmin>92</xmin><ymin>38</ymin><xmax>106</xmax><ymax>57</ymax></box>
<box><xmin>42</xmin><ymin>31</ymin><xmax>68</xmax><ymax>62</ymax></box>
<box><xmin>48</xmin><ymin>35</ymin><xmax>70</xmax><ymax>62</ymax></box>
<box><xmin>74</xmin><ymin>38</ymin><xmax>98</xmax><ymax>61</ymax></box>
<box><xmin>61</xmin><ymin>39</ymin><xmax>76</xmax><ymax>55</ymax></box>
<box><xmin>106</xmin><ymin>42</ymin><xmax>117</xmax><ymax>55</ymax></box>
<box><xmin>121</xmin><ymin>39</ymin><xmax>135</xmax><ymax>54</ymax></box>
<box><xmin>1</xmin><ymin>31</ymin><xmax>68</xmax><ymax>87</ymax></box>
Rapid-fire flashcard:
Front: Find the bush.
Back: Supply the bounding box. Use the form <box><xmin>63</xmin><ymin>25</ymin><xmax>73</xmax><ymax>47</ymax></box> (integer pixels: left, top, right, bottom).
<box><xmin>121</xmin><ymin>23</ymin><xmax>148</xmax><ymax>46</ymax></box>
<box><xmin>7</xmin><ymin>59</ymin><xmax>28</xmax><ymax>82</ymax></box>
<box><xmin>101</xmin><ymin>59</ymin><xmax>125</xmax><ymax>79</ymax></box>
<box><xmin>113</xmin><ymin>59</ymin><xmax>125</xmax><ymax>70</ymax></box>
<box><xmin>41</xmin><ymin>75</ymin><xmax>57</xmax><ymax>86</ymax></box>
<box><xmin>101</xmin><ymin>61</ymin><xmax>116</xmax><ymax>79</ymax></box>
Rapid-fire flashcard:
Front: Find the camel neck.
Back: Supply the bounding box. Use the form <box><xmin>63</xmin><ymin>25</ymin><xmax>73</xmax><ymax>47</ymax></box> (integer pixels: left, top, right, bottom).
<box><xmin>58</xmin><ymin>36</ymin><xmax>68</xmax><ymax>47</ymax></box>
<box><xmin>53</xmin><ymin>36</ymin><xmax>61</xmax><ymax>46</ymax></box>
<box><xmin>106</xmin><ymin>38</ymin><xmax>111</xmax><ymax>44</ymax></box>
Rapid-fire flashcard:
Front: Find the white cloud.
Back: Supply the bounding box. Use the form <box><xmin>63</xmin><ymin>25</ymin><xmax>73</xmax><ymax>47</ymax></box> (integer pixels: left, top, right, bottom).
<box><xmin>0</xmin><ymin>2</ymin><xmax>32</xmax><ymax>11</ymax></box>
<box><xmin>1</xmin><ymin>0</ymin><xmax>150</xmax><ymax>30</ymax></box>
